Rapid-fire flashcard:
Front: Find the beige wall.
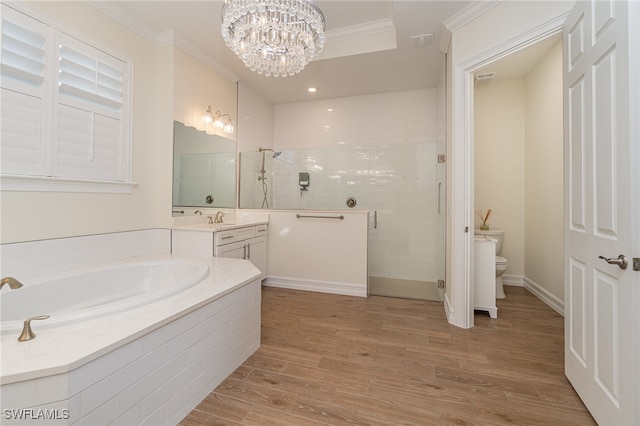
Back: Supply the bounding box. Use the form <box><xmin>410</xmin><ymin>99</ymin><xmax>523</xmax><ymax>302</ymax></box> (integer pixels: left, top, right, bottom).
<box><xmin>0</xmin><ymin>3</ymin><xmax>238</xmax><ymax>243</ymax></box>
<box><xmin>524</xmin><ymin>41</ymin><xmax>564</xmax><ymax>300</ymax></box>
<box><xmin>474</xmin><ymin>41</ymin><xmax>563</xmax><ymax>300</ymax></box>
<box><xmin>173</xmin><ymin>48</ymin><xmax>237</xmax><ymax>140</ymax></box>
<box><xmin>474</xmin><ymin>79</ymin><xmax>526</xmax><ymax>277</ymax></box>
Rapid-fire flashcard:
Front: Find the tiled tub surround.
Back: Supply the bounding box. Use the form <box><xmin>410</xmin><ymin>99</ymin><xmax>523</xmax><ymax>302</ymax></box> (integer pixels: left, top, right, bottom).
<box><xmin>0</xmin><ymin>231</ymin><xmax>262</xmax><ymax>425</ymax></box>
<box><xmin>0</xmin><ymin>229</ymin><xmax>171</xmax><ymax>283</ymax></box>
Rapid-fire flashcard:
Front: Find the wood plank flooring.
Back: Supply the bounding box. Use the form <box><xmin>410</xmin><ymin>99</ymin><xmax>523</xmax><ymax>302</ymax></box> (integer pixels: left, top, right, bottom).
<box><xmin>181</xmin><ymin>286</ymin><xmax>595</xmax><ymax>425</ymax></box>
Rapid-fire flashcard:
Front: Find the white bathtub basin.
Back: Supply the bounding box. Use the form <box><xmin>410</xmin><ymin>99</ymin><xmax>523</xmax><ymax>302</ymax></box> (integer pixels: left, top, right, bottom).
<box><xmin>0</xmin><ymin>258</ymin><xmax>209</xmax><ymax>333</ymax></box>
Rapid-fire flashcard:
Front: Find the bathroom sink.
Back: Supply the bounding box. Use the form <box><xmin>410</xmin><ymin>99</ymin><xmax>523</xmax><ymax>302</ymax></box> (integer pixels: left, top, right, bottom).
<box><xmin>214</xmin><ymin>222</ymin><xmax>237</xmax><ymax>228</ymax></box>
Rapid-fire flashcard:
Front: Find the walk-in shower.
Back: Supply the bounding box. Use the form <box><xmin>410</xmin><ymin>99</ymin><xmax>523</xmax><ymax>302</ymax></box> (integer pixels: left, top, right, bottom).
<box><xmin>239</xmin><ymin>144</ymin><xmax>444</xmax><ymax>302</ymax></box>
<box><xmin>257</xmin><ymin>147</ymin><xmax>281</xmax><ymax>208</ymax></box>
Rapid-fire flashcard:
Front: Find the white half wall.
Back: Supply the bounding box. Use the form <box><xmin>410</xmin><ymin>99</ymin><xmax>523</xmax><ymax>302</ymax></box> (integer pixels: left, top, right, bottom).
<box><xmin>264</xmin><ymin>210</ymin><xmax>368</xmax><ymax>297</ymax></box>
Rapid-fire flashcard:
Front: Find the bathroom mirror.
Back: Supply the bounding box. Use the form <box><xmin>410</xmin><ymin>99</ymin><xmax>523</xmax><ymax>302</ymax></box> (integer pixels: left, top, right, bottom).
<box><xmin>172</xmin><ymin>121</ymin><xmax>236</xmax><ymax>213</ymax></box>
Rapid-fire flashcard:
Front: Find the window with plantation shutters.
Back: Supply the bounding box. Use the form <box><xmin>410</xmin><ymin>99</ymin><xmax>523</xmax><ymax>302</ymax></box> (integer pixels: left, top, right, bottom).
<box><xmin>56</xmin><ymin>34</ymin><xmax>126</xmax><ymax>182</ymax></box>
<box><xmin>0</xmin><ymin>7</ymin><xmax>49</xmax><ymax>177</ymax></box>
<box><xmin>0</xmin><ymin>4</ymin><xmax>133</xmax><ymax>193</ymax></box>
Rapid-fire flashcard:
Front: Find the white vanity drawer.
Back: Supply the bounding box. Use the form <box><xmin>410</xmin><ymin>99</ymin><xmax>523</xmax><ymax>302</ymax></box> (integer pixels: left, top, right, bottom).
<box><xmin>234</xmin><ymin>226</ymin><xmax>256</xmax><ymax>240</ymax></box>
<box><xmin>214</xmin><ymin>229</ymin><xmax>236</xmax><ymax>245</ymax></box>
<box><xmin>255</xmin><ymin>224</ymin><xmax>268</xmax><ymax>234</ymax></box>
<box><xmin>214</xmin><ymin>225</ymin><xmax>261</xmax><ymax>246</ymax></box>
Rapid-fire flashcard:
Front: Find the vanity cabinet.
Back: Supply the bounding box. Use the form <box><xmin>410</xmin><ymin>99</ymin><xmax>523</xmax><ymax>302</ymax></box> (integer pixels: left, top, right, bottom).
<box><xmin>171</xmin><ymin>224</ymin><xmax>267</xmax><ymax>279</ymax></box>
<box><xmin>214</xmin><ymin>225</ymin><xmax>267</xmax><ymax>279</ymax></box>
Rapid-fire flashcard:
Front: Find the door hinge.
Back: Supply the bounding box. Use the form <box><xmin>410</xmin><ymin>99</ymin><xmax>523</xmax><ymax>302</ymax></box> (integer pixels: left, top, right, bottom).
<box><xmin>438</xmin><ymin>154</ymin><xmax>446</xmax><ymax>163</ymax></box>
<box><xmin>437</xmin><ymin>279</ymin><xmax>445</xmax><ymax>289</ymax></box>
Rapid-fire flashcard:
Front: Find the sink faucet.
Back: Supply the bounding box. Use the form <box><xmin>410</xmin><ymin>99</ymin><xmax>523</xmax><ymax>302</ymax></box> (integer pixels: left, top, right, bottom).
<box><xmin>214</xmin><ymin>211</ymin><xmax>225</xmax><ymax>223</ymax></box>
<box><xmin>1</xmin><ymin>277</ymin><xmax>23</xmax><ymax>290</ymax></box>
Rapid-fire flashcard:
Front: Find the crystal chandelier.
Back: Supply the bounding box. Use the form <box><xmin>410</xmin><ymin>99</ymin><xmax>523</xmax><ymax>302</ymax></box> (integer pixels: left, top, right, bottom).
<box><xmin>221</xmin><ymin>0</ymin><xmax>326</xmax><ymax>77</ymax></box>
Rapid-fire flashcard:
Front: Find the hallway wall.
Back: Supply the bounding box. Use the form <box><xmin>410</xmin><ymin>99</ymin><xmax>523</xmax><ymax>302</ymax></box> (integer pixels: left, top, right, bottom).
<box><xmin>474</xmin><ymin>79</ymin><xmax>526</xmax><ymax>278</ymax></box>
<box><xmin>524</xmin><ymin>41</ymin><xmax>564</xmax><ymax>301</ymax></box>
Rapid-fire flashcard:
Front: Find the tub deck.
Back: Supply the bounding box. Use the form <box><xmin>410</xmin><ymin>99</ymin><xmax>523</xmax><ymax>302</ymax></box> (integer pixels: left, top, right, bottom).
<box><xmin>0</xmin><ymin>254</ymin><xmax>261</xmax><ymax>385</ymax></box>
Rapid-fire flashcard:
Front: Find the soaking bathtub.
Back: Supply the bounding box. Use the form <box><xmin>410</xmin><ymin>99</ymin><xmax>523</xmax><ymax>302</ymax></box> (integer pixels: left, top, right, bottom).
<box><xmin>0</xmin><ymin>254</ymin><xmax>262</xmax><ymax>425</ymax></box>
<box><xmin>0</xmin><ymin>258</ymin><xmax>210</xmax><ymax>332</ymax></box>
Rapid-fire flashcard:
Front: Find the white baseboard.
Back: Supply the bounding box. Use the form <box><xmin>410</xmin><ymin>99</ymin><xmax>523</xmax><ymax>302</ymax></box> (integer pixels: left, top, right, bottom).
<box><xmin>264</xmin><ymin>276</ymin><xmax>367</xmax><ymax>297</ymax></box>
<box><xmin>502</xmin><ymin>274</ymin><xmax>525</xmax><ymax>287</ymax></box>
<box><xmin>523</xmin><ymin>276</ymin><xmax>564</xmax><ymax>316</ymax></box>
<box><xmin>444</xmin><ymin>293</ymin><xmax>454</xmax><ymax>323</ymax></box>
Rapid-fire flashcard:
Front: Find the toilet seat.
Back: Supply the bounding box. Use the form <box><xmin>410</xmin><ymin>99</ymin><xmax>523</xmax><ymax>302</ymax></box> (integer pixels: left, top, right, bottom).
<box><xmin>496</xmin><ymin>256</ymin><xmax>508</xmax><ymax>265</ymax></box>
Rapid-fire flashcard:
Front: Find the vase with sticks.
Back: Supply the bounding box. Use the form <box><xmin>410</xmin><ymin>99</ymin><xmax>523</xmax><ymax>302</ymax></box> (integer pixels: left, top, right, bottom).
<box><xmin>476</xmin><ymin>208</ymin><xmax>492</xmax><ymax>230</ymax></box>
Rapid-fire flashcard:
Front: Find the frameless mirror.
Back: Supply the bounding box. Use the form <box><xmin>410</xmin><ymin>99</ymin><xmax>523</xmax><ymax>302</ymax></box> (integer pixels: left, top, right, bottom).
<box><xmin>172</xmin><ymin>121</ymin><xmax>236</xmax><ymax>214</ymax></box>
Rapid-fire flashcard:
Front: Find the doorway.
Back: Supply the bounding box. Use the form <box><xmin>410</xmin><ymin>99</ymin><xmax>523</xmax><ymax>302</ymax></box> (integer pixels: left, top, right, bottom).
<box><xmin>473</xmin><ymin>34</ymin><xmax>564</xmax><ymax>311</ymax></box>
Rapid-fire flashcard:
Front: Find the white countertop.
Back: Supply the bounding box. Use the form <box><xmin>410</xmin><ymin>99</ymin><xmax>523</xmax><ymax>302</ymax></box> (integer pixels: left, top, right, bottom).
<box><xmin>172</xmin><ymin>219</ymin><xmax>269</xmax><ymax>233</ymax></box>
<box><xmin>0</xmin><ymin>254</ymin><xmax>261</xmax><ymax>385</ymax></box>
<box><xmin>171</xmin><ymin>212</ymin><xmax>269</xmax><ymax>233</ymax></box>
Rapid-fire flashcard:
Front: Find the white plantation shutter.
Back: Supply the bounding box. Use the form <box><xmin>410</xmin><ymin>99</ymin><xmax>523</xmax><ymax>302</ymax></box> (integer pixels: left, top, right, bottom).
<box><xmin>0</xmin><ymin>7</ymin><xmax>49</xmax><ymax>176</ymax></box>
<box><xmin>56</xmin><ymin>34</ymin><xmax>127</xmax><ymax>181</ymax></box>
<box><xmin>0</xmin><ymin>3</ymin><xmax>132</xmax><ymax>191</ymax></box>
<box><xmin>57</xmin><ymin>106</ymin><xmax>121</xmax><ymax>180</ymax></box>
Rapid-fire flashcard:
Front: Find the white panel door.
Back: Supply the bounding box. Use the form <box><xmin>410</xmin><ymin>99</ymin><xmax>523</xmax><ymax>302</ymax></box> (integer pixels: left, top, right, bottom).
<box><xmin>564</xmin><ymin>1</ymin><xmax>639</xmax><ymax>424</ymax></box>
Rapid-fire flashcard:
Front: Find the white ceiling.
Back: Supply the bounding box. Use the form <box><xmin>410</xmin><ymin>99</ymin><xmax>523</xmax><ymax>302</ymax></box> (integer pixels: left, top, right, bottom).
<box><xmin>90</xmin><ymin>1</ymin><xmax>560</xmax><ymax>105</ymax></box>
<box><xmin>90</xmin><ymin>0</ymin><xmax>473</xmax><ymax>104</ymax></box>
<box><xmin>474</xmin><ymin>32</ymin><xmax>562</xmax><ymax>85</ymax></box>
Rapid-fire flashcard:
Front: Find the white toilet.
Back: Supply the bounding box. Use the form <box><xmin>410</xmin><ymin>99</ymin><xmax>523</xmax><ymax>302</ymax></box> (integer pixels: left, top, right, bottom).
<box><xmin>475</xmin><ymin>229</ymin><xmax>509</xmax><ymax>299</ymax></box>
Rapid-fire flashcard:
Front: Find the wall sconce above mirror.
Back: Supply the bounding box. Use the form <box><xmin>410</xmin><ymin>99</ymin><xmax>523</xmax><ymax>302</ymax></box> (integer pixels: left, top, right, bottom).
<box><xmin>172</xmin><ymin>121</ymin><xmax>236</xmax><ymax>215</ymax></box>
<box><xmin>203</xmin><ymin>105</ymin><xmax>234</xmax><ymax>134</ymax></box>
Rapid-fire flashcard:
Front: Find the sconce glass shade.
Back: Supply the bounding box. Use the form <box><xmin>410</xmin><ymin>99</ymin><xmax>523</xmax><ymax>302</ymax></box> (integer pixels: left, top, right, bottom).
<box><xmin>202</xmin><ymin>106</ymin><xmax>234</xmax><ymax>134</ymax></box>
<box><xmin>203</xmin><ymin>106</ymin><xmax>214</xmax><ymax>123</ymax></box>
<box><xmin>221</xmin><ymin>0</ymin><xmax>325</xmax><ymax>77</ymax></box>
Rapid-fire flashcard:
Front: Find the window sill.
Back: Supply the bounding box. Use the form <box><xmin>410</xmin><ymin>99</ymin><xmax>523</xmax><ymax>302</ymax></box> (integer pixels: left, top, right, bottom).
<box><xmin>0</xmin><ymin>175</ymin><xmax>137</xmax><ymax>193</ymax></box>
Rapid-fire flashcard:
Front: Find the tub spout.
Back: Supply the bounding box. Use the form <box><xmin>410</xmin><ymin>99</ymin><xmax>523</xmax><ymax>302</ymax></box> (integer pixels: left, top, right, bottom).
<box><xmin>18</xmin><ymin>315</ymin><xmax>50</xmax><ymax>342</ymax></box>
<box><xmin>1</xmin><ymin>277</ymin><xmax>23</xmax><ymax>290</ymax></box>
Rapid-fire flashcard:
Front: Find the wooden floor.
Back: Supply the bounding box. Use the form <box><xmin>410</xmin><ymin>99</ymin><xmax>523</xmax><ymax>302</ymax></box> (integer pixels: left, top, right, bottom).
<box><xmin>181</xmin><ymin>286</ymin><xmax>595</xmax><ymax>425</ymax></box>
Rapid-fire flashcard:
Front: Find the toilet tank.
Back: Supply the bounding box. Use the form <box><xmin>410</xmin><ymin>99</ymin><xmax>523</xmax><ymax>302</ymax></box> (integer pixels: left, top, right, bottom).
<box><xmin>475</xmin><ymin>229</ymin><xmax>504</xmax><ymax>255</ymax></box>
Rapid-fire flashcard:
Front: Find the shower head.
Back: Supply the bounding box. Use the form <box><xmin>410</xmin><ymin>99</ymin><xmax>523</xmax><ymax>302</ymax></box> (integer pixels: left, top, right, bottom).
<box><xmin>273</xmin><ymin>152</ymin><xmax>282</xmax><ymax>158</ymax></box>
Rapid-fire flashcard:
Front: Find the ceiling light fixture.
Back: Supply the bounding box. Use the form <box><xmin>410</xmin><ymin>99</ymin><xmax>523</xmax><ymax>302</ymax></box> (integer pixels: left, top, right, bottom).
<box><xmin>221</xmin><ymin>0</ymin><xmax>326</xmax><ymax>77</ymax></box>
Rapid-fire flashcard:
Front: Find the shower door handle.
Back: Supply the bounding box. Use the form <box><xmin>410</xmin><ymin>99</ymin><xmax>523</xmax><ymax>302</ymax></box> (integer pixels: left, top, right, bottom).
<box><xmin>374</xmin><ymin>211</ymin><xmax>377</xmax><ymax>229</ymax></box>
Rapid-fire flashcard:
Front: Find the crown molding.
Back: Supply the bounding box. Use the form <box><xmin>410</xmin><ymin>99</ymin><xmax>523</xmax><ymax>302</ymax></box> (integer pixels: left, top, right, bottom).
<box><xmin>88</xmin><ymin>1</ymin><xmax>162</xmax><ymax>45</ymax></box>
<box><xmin>87</xmin><ymin>1</ymin><xmax>240</xmax><ymax>82</ymax></box>
<box><xmin>172</xmin><ymin>32</ymin><xmax>241</xmax><ymax>83</ymax></box>
<box><xmin>438</xmin><ymin>0</ymin><xmax>502</xmax><ymax>53</ymax></box>
<box><xmin>315</xmin><ymin>18</ymin><xmax>397</xmax><ymax>61</ymax></box>
<box><xmin>326</xmin><ymin>18</ymin><xmax>396</xmax><ymax>42</ymax></box>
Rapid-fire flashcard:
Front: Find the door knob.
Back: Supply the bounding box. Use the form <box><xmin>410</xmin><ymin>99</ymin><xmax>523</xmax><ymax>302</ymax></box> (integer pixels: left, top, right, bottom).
<box><xmin>598</xmin><ymin>254</ymin><xmax>628</xmax><ymax>270</ymax></box>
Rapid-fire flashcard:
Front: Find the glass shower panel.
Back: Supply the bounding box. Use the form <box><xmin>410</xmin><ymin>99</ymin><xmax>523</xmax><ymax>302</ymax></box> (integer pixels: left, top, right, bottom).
<box><xmin>366</xmin><ymin>144</ymin><xmax>442</xmax><ymax>300</ymax></box>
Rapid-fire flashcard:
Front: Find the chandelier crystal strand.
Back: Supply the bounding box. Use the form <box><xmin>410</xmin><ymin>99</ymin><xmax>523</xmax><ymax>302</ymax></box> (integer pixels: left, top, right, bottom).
<box><xmin>221</xmin><ymin>0</ymin><xmax>325</xmax><ymax>77</ymax></box>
